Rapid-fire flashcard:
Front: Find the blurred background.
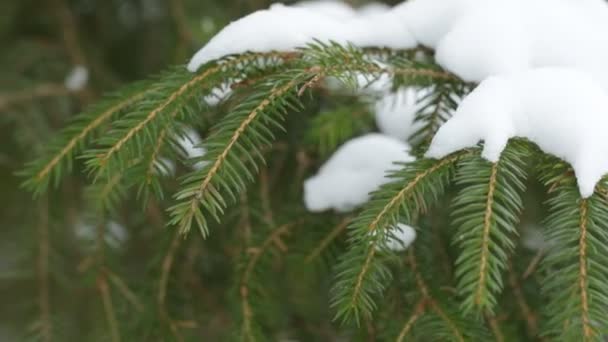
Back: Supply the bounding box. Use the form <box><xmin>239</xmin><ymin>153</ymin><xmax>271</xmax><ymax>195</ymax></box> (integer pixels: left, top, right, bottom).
<box><xmin>0</xmin><ymin>0</ymin><xmax>401</xmax><ymax>341</ymax></box>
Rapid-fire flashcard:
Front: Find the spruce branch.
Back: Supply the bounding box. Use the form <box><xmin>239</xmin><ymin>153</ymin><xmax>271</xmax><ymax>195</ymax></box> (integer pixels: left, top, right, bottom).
<box><xmin>540</xmin><ymin>160</ymin><xmax>608</xmax><ymax>341</ymax></box>
<box><xmin>331</xmin><ymin>152</ymin><xmax>468</xmax><ymax>324</ymax></box>
<box><xmin>410</xmin><ymin>82</ymin><xmax>464</xmax><ymax>145</ymax></box>
<box><xmin>239</xmin><ymin>222</ymin><xmax>297</xmax><ymax>342</ymax></box>
<box><xmin>401</xmin><ymin>245</ymin><xmax>490</xmax><ymax>341</ymax></box>
<box><xmin>305</xmin><ymin>216</ymin><xmax>351</xmax><ymax>263</ymax></box>
<box><xmin>507</xmin><ymin>261</ymin><xmax>538</xmax><ymax>337</ymax></box>
<box><xmin>396</xmin><ymin>299</ymin><xmax>426</xmax><ymax>342</ymax></box>
<box><xmin>21</xmin><ymin>80</ymin><xmax>153</xmax><ymax>193</ymax></box>
<box><xmin>89</xmin><ymin>67</ymin><xmax>213</xmax><ymax>174</ymax></box>
<box><xmin>168</xmin><ymin>68</ymin><xmax>312</xmax><ymax>236</ymax></box>
<box><xmin>452</xmin><ymin>142</ymin><xmax>529</xmax><ymax>314</ymax></box>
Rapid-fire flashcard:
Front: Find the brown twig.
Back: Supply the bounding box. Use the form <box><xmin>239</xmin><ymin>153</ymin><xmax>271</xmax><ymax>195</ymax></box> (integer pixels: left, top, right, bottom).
<box><xmin>169</xmin><ymin>0</ymin><xmax>194</xmax><ymax>60</ymax></box>
<box><xmin>49</xmin><ymin>0</ymin><xmax>86</xmax><ymax>65</ymax></box>
<box><xmin>0</xmin><ymin>83</ymin><xmax>70</xmax><ymax>112</ymax></box>
<box><xmin>104</xmin><ymin>268</ymin><xmax>144</xmax><ymax>313</ymax></box>
<box><xmin>37</xmin><ymin>196</ymin><xmax>52</xmax><ymax>342</ymax></box>
<box><xmin>240</xmin><ymin>222</ymin><xmax>298</xmax><ymax>341</ymax></box>
<box><xmin>485</xmin><ymin>312</ymin><xmax>505</xmax><ymax>342</ymax></box>
<box><xmin>396</xmin><ymin>299</ymin><xmax>426</xmax><ymax>342</ymax></box>
<box><xmin>522</xmin><ymin>249</ymin><xmax>545</xmax><ymax>280</ymax></box>
<box><xmin>305</xmin><ymin>217</ymin><xmax>351</xmax><ymax>262</ymax></box>
<box><xmin>158</xmin><ymin>230</ymin><xmax>184</xmax><ymax>342</ymax></box>
<box><xmin>98</xmin><ymin>275</ymin><xmax>121</xmax><ymax>342</ymax></box>
<box><xmin>407</xmin><ymin>248</ymin><xmax>465</xmax><ymax>342</ymax></box>
<box><xmin>507</xmin><ymin>262</ymin><xmax>538</xmax><ymax>337</ymax></box>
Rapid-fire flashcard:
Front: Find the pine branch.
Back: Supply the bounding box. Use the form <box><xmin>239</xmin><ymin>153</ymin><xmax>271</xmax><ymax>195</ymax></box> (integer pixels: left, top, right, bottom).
<box><xmin>21</xmin><ymin>80</ymin><xmax>153</xmax><ymax>193</ymax></box>
<box><xmin>79</xmin><ymin>53</ymin><xmax>288</xmax><ymax>184</ymax></box>
<box><xmin>168</xmin><ymin>68</ymin><xmax>312</xmax><ymax>236</ymax></box>
<box><xmin>452</xmin><ymin>142</ymin><xmax>529</xmax><ymax>314</ymax></box>
<box><xmin>305</xmin><ymin>216</ymin><xmax>351</xmax><ymax>263</ymax></box>
<box><xmin>506</xmin><ymin>261</ymin><xmax>538</xmax><ymax>338</ymax></box>
<box><xmin>396</xmin><ymin>299</ymin><xmax>426</xmax><ymax>342</ymax></box>
<box><xmin>86</xmin><ymin>67</ymin><xmax>211</xmax><ymax>175</ymax></box>
<box><xmin>331</xmin><ymin>152</ymin><xmax>468</xmax><ymax>324</ymax></box>
<box><xmin>92</xmin><ymin>54</ymin><xmax>291</xmax><ymax>202</ymax></box>
<box><xmin>409</xmin><ymin>83</ymin><xmax>464</xmax><ymax>145</ymax></box>
<box><xmin>400</xmin><ymin>244</ymin><xmax>490</xmax><ymax>341</ymax></box>
<box><xmin>239</xmin><ymin>222</ymin><xmax>297</xmax><ymax>342</ymax></box>
<box><xmin>540</xmin><ymin>161</ymin><xmax>608</xmax><ymax>341</ymax></box>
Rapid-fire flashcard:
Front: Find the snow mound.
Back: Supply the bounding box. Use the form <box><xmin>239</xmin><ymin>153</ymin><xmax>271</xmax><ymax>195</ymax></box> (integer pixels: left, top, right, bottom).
<box><xmin>187</xmin><ymin>3</ymin><xmax>416</xmax><ymax>71</ymax></box>
<box><xmin>304</xmin><ymin>133</ymin><xmax>413</xmax><ymax>212</ymax></box>
<box><xmin>426</xmin><ymin>68</ymin><xmax>608</xmax><ymax>198</ymax></box>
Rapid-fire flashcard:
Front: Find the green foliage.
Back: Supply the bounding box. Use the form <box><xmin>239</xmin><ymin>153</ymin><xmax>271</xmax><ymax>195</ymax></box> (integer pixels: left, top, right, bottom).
<box><xmin>168</xmin><ymin>68</ymin><xmax>311</xmax><ymax>236</ymax></box>
<box><xmin>540</xmin><ymin>159</ymin><xmax>608</xmax><ymax>341</ymax></box>
<box><xmin>8</xmin><ymin>4</ymin><xmax>608</xmax><ymax>340</ymax></box>
<box><xmin>306</xmin><ymin>104</ymin><xmax>374</xmax><ymax>157</ymax></box>
<box><xmin>20</xmin><ymin>79</ymin><xmax>156</xmax><ymax>194</ymax></box>
<box><xmin>331</xmin><ymin>152</ymin><xmax>466</xmax><ymax>324</ymax></box>
<box><xmin>452</xmin><ymin>142</ymin><xmax>529</xmax><ymax>314</ymax></box>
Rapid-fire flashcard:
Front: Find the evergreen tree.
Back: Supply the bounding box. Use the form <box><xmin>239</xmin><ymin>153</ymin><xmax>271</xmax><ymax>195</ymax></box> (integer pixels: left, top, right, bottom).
<box><xmin>4</xmin><ymin>0</ymin><xmax>608</xmax><ymax>341</ymax></box>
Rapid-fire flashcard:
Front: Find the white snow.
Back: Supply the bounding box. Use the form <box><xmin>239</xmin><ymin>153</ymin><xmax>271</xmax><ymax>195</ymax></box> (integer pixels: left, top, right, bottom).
<box><xmin>400</xmin><ymin>0</ymin><xmax>608</xmax><ymax>86</ymax></box>
<box><xmin>426</xmin><ymin>68</ymin><xmax>608</xmax><ymax>198</ymax></box>
<box><xmin>396</xmin><ymin>0</ymin><xmax>471</xmax><ymax>48</ymax></box>
<box><xmin>293</xmin><ymin>0</ymin><xmax>357</xmax><ymax>19</ymax></box>
<box><xmin>304</xmin><ymin>133</ymin><xmax>413</xmax><ymax>212</ymax></box>
<box><xmin>187</xmin><ymin>2</ymin><xmax>416</xmax><ymax>71</ymax></box>
<box><xmin>374</xmin><ymin>88</ymin><xmax>426</xmax><ymax>141</ymax></box>
<box><xmin>64</xmin><ymin>65</ymin><xmax>89</xmax><ymax>91</ymax></box>
<box><xmin>203</xmin><ymin>83</ymin><xmax>233</xmax><ymax>106</ymax></box>
<box><xmin>154</xmin><ymin>157</ymin><xmax>176</xmax><ymax>177</ymax></box>
<box><xmin>188</xmin><ymin>0</ymin><xmax>608</xmax><ymax>198</ymax></box>
<box><xmin>381</xmin><ymin>223</ymin><xmax>417</xmax><ymax>251</ymax></box>
<box><xmin>74</xmin><ymin>220</ymin><xmax>129</xmax><ymax>250</ymax></box>
<box><xmin>176</xmin><ymin>128</ymin><xmax>208</xmax><ymax>170</ymax></box>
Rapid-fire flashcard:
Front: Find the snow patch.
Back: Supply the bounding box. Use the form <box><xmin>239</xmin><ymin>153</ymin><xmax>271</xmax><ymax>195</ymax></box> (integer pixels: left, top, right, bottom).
<box><xmin>154</xmin><ymin>158</ymin><xmax>176</xmax><ymax>177</ymax></box>
<box><xmin>374</xmin><ymin>88</ymin><xmax>426</xmax><ymax>141</ymax></box>
<box><xmin>187</xmin><ymin>3</ymin><xmax>416</xmax><ymax>71</ymax></box>
<box><xmin>380</xmin><ymin>223</ymin><xmax>417</xmax><ymax>251</ymax></box>
<box><xmin>426</xmin><ymin>68</ymin><xmax>608</xmax><ymax>198</ymax></box>
<box><xmin>177</xmin><ymin>128</ymin><xmax>208</xmax><ymax>170</ymax></box>
<box><xmin>64</xmin><ymin>65</ymin><xmax>89</xmax><ymax>91</ymax></box>
<box><xmin>203</xmin><ymin>83</ymin><xmax>233</xmax><ymax>106</ymax></box>
<box><xmin>304</xmin><ymin>133</ymin><xmax>413</xmax><ymax>212</ymax></box>
<box><xmin>74</xmin><ymin>220</ymin><xmax>129</xmax><ymax>250</ymax></box>
<box><xmin>408</xmin><ymin>0</ymin><xmax>608</xmax><ymax>86</ymax></box>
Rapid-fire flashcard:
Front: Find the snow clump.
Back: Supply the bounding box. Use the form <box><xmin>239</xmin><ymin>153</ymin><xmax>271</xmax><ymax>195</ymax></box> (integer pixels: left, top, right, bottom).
<box><xmin>304</xmin><ymin>133</ymin><xmax>413</xmax><ymax>212</ymax></box>
<box><xmin>426</xmin><ymin>68</ymin><xmax>608</xmax><ymax>198</ymax></box>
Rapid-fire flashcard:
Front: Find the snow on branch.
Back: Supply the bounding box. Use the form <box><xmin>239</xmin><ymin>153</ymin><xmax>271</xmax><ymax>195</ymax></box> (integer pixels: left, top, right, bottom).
<box><xmin>427</xmin><ymin>68</ymin><xmax>608</xmax><ymax>198</ymax></box>
<box><xmin>187</xmin><ymin>2</ymin><xmax>416</xmax><ymax>72</ymax></box>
